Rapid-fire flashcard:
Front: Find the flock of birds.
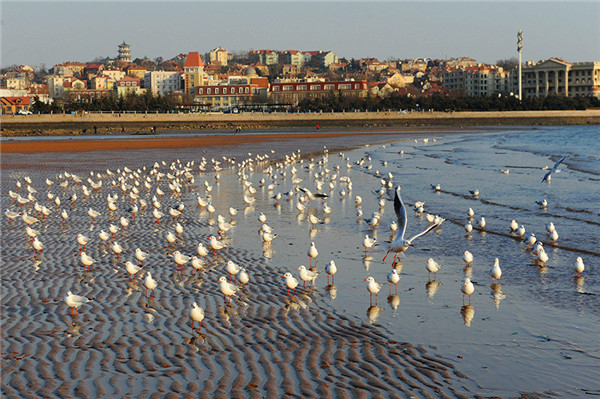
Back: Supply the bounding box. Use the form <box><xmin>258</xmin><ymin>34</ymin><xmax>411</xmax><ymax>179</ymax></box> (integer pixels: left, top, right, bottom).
<box><xmin>4</xmin><ymin>140</ymin><xmax>587</xmax><ymax>332</ymax></box>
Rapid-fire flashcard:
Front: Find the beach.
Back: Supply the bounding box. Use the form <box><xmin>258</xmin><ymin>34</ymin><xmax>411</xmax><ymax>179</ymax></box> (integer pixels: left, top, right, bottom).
<box><xmin>1</xmin><ymin>126</ymin><xmax>599</xmax><ymax>398</ymax></box>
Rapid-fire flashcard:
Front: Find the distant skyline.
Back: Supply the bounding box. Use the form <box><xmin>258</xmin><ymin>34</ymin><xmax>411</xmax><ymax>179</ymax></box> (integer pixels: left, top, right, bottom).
<box><xmin>2</xmin><ymin>1</ymin><xmax>599</xmax><ymax>69</ymax></box>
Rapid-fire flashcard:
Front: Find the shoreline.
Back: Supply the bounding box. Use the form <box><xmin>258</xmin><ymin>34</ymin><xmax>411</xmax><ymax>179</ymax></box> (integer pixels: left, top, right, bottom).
<box><xmin>1</xmin><ymin>109</ymin><xmax>598</xmax><ymax>138</ymax></box>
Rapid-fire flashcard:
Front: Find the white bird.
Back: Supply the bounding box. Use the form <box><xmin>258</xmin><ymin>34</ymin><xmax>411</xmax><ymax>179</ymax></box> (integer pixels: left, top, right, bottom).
<box><xmin>80</xmin><ymin>251</ymin><xmax>96</xmax><ymax>271</ymax></box>
<box><xmin>465</xmin><ymin>221</ymin><xmax>473</xmax><ymax>234</ymax></box>
<box><xmin>135</xmin><ymin>248</ymin><xmax>148</xmax><ymax>265</ymax></box>
<box><xmin>173</xmin><ymin>251</ymin><xmax>190</xmax><ymax>271</ymax></box>
<box><xmin>467</xmin><ymin>208</ymin><xmax>474</xmax><ymax>218</ymax></box>
<box><xmin>363</xmin><ymin>235</ymin><xmax>376</xmax><ymax>254</ymax></box>
<box><xmin>5</xmin><ymin>209</ymin><xmax>21</xmax><ymax>223</ymax></box>
<box><xmin>490</xmin><ymin>258</ymin><xmax>502</xmax><ymax>282</ymax></box>
<box><xmin>238</xmin><ymin>268</ymin><xmax>250</xmax><ymax>285</ymax></box>
<box><xmin>209</xmin><ymin>236</ymin><xmax>226</xmax><ymax>256</ymax></box>
<box><xmin>77</xmin><ymin>234</ymin><xmax>90</xmax><ymax>251</ymax></box>
<box><xmin>477</xmin><ymin>217</ymin><xmax>486</xmax><ymax>230</ymax></box>
<box><xmin>119</xmin><ymin>216</ymin><xmax>129</xmax><ymax>230</ymax></box>
<box><xmin>225</xmin><ymin>260</ymin><xmax>241</xmax><ymax>280</ymax></box>
<box><xmin>573</xmin><ymin>257</ymin><xmax>585</xmax><ymax>276</ymax></box>
<box><xmin>299</xmin><ymin>187</ymin><xmax>328</xmax><ymax>203</ymax></box>
<box><xmin>87</xmin><ymin>208</ymin><xmax>101</xmax><ymax>222</ymax></box>
<box><xmin>325</xmin><ymin>260</ymin><xmax>337</xmax><ymax>284</ymax></box>
<box><xmin>197</xmin><ymin>243</ymin><xmax>209</xmax><ymax>258</ymax></box>
<box><xmin>258</xmin><ymin>212</ymin><xmax>267</xmax><ymax>224</ymax></box>
<box><xmin>365</xmin><ymin>276</ymin><xmax>382</xmax><ymax>303</ymax></box>
<box><xmin>387</xmin><ymin>268</ymin><xmax>400</xmax><ymax>292</ymax></box>
<box><xmin>218</xmin><ymin>276</ymin><xmax>238</xmax><ymax>303</ymax></box>
<box><xmin>191</xmin><ymin>256</ymin><xmax>204</xmax><ymax>275</ymax></box>
<box><xmin>166</xmin><ymin>231</ymin><xmax>177</xmax><ymax>248</ymax></box>
<box><xmin>307</xmin><ymin>242</ymin><xmax>319</xmax><ymax>266</ymax></box>
<box><xmin>383</xmin><ymin>187</ymin><xmax>443</xmax><ymax>266</ymax></box>
<box><xmin>540</xmin><ymin>156</ymin><xmax>566</xmax><ymax>183</ymax></box>
<box><xmin>469</xmin><ymin>189</ymin><xmax>479</xmax><ymax>198</ymax></box>
<box><xmin>510</xmin><ymin>220</ymin><xmax>519</xmax><ymax>232</ymax></box>
<box><xmin>516</xmin><ymin>225</ymin><xmax>526</xmax><ymax>237</ymax></box>
<box><xmin>109</xmin><ymin>224</ymin><xmax>119</xmax><ymax>238</ymax></box>
<box><xmin>32</xmin><ymin>236</ymin><xmax>44</xmax><ymax>256</ymax></box>
<box><xmin>297</xmin><ymin>265</ymin><xmax>320</xmax><ymax>288</ymax></box>
<box><xmin>526</xmin><ymin>233</ymin><xmax>537</xmax><ymax>248</ymax></box>
<box><xmin>426</xmin><ymin>258</ymin><xmax>441</xmax><ymax>280</ymax></box>
<box><xmin>112</xmin><ymin>241</ymin><xmax>123</xmax><ymax>260</ymax></box>
<box><xmin>99</xmin><ymin>230</ymin><xmax>110</xmax><ymax>245</ymax></box>
<box><xmin>282</xmin><ymin>272</ymin><xmax>299</xmax><ymax>296</ymax></box>
<box><xmin>125</xmin><ymin>261</ymin><xmax>142</xmax><ymax>280</ymax></box>
<box><xmin>549</xmin><ymin>229</ymin><xmax>559</xmax><ymax>243</ymax></box>
<box><xmin>463</xmin><ymin>251</ymin><xmax>474</xmax><ymax>266</ymax></box>
<box><xmin>144</xmin><ymin>272</ymin><xmax>157</xmax><ymax>297</ymax></box>
<box><xmin>190</xmin><ymin>302</ymin><xmax>205</xmax><ymax>332</ymax></box>
<box><xmin>461</xmin><ymin>278</ymin><xmax>475</xmax><ymax>304</ymax></box>
<box><xmin>546</xmin><ymin>222</ymin><xmax>556</xmax><ymax>235</ymax></box>
<box><xmin>21</xmin><ymin>212</ymin><xmax>39</xmax><ymax>227</ymax></box>
<box><xmin>64</xmin><ymin>291</ymin><xmax>92</xmax><ymax>317</ymax></box>
<box><xmin>229</xmin><ymin>207</ymin><xmax>237</xmax><ymax>220</ymax></box>
<box><xmin>536</xmin><ymin>199</ymin><xmax>548</xmax><ymax>209</ymax></box>
<box><xmin>537</xmin><ymin>250</ymin><xmax>549</xmax><ymax>266</ymax></box>
<box><xmin>152</xmin><ymin>208</ymin><xmax>164</xmax><ymax>223</ymax></box>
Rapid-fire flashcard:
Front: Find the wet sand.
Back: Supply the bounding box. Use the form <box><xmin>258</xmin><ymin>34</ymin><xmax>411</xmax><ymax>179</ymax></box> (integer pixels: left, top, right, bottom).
<box><xmin>1</xmin><ymin>131</ymin><xmax>485</xmax><ymax>398</ymax></box>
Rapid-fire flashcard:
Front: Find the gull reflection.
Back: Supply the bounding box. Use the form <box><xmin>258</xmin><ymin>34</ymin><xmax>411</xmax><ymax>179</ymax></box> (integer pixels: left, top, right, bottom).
<box><xmin>463</xmin><ymin>266</ymin><xmax>473</xmax><ymax>279</ymax></box>
<box><xmin>367</xmin><ymin>305</ymin><xmax>383</xmax><ymax>323</ymax></box>
<box><xmin>326</xmin><ymin>284</ymin><xmax>337</xmax><ymax>300</ymax></box>
<box><xmin>363</xmin><ymin>256</ymin><xmax>373</xmax><ymax>271</ymax></box>
<box><xmin>426</xmin><ymin>280</ymin><xmax>440</xmax><ymax>298</ymax></box>
<box><xmin>461</xmin><ymin>305</ymin><xmax>475</xmax><ymax>327</ymax></box>
<box><xmin>490</xmin><ymin>283</ymin><xmax>506</xmax><ymax>309</ymax></box>
<box><xmin>387</xmin><ymin>294</ymin><xmax>400</xmax><ymax>310</ymax></box>
<box><xmin>309</xmin><ymin>228</ymin><xmax>318</xmax><ymax>239</ymax></box>
<box><xmin>574</xmin><ymin>276</ymin><xmax>585</xmax><ymax>293</ymax></box>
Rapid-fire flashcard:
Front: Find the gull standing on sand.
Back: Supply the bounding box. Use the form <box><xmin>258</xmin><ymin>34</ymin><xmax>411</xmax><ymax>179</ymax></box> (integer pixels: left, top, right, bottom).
<box><xmin>125</xmin><ymin>261</ymin><xmax>142</xmax><ymax>280</ymax></box>
<box><xmin>191</xmin><ymin>256</ymin><xmax>204</xmax><ymax>275</ymax></box>
<box><xmin>477</xmin><ymin>217</ymin><xmax>486</xmax><ymax>230</ymax></box>
<box><xmin>540</xmin><ymin>156</ymin><xmax>566</xmax><ymax>183</ymax></box>
<box><xmin>297</xmin><ymin>265</ymin><xmax>320</xmax><ymax>288</ymax></box>
<box><xmin>526</xmin><ymin>233</ymin><xmax>537</xmax><ymax>248</ymax></box>
<box><xmin>546</xmin><ymin>222</ymin><xmax>556</xmax><ymax>235</ymax></box>
<box><xmin>549</xmin><ymin>229</ymin><xmax>559</xmax><ymax>243</ymax></box>
<box><xmin>225</xmin><ymin>260</ymin><xmax>241</xmax><ymax>280</ymax></box>
<box><xmin>307</xmin><ymin>242</ymin><xmax>319</xmax><ymax>266</ymax></box>
<box><xmin>365</xmin><ymin>276</ymin><xmax>382</xmax><ymax>303</ymax></box>
<box><xmin>218</xmin><ymin>276</ymin><xmax>238</xmax><ymax>304</ymax></box>
<box><xmin>32</xmin><ymin>237</ymin><xmax>44</xmax><ymax>257</ymax></box>
<box><xmin>109</xmin><ymin>224</ymin><xmax>120</xmax><ymax>238</ymax></box>
<box><xmin>325</xmin><ymin>260</ymin><xmax>337</xmax><ymax>284</ymax></box>
<box><xmin>383</xmin><ymin>186</ymin><xmax>443</xmax><ymax>266</ymax></box>
<box><xmin>469</xmin><ymin>189</ymin><xmax>479</xmax><ymax>198</ymax></box>
<box><xmin>190</xmin><ymin>302</ymin><xmax>205</xmax><ymax>333</ymax></box>
<box><xmin>197</xmin><ymin>243</ymin><xmax>209</xmax><ymax>258</ymax></box>
<box><xmin>173</xmin><ymin>251</ymin><xmax>190</xmax><ymax>272</ymax></box>
<box><xmin>490</xmin><ymin>258</ymin><xmax>502</xmax><ymax>282</ymax></box>
<box><xmin>461</xmin><ymin>278</ymin><xmax>475</xmax><ymax>304</ymax></box>
<box><xmin>363</xmin><ymin>235</ymin><xmax>376</xmax><ymax>254</ymax></box>
<box><xmin>465</xmin><ymin>221</ymin><xmax>473</xmax><ymax>235</ymax></box>
<box><xmin>80</xmin><ymin>251</ymin><xmax>96</xmax><ymax>270</ymax></box>
<box><xmin>573</xmin><ymin>257</ymin><xmax>585</xmax><ymax>276</ymax></box>
<box><xmin>77</xmin><ymin>234</ymin><xmax>90</xmax><ymax>252</ymax></box>
<box><xmin>135</xmin><ymin>248</ymin><xmax>148</xmax><ymax>266</ymax></box>
<box><xmin>282</xmin><ymin>272</ymin><xmax>299</xmax><ymax>296</ymax></box>
<box><xmin>536</xmin><ymin>199</ymin><xmax>548</xmax><ymax>209</ymax></box>
<box><xmin>238</xmin><ymin>268</ymin><xmax>250</xmax><ymax>285</ymax></box>
<box><xmin>144</xmin><ymin>272</ymin><xmax>157</xmax><ymax>297</ymax></box>
<box><xmin>463</xmin><ymin>251</ymin><xmax>474</xmax><ymax>266</ymax></box>
<box><xmin>64</xmin><ymin>291</ymin><xmax>92</xmax><ymax>317</ymax></box>
<box><xmin>112</xmin><ymin>241</ymin><xmax>123</xmax><ymax>260</ymax></box>
<box><xmin>537</xmin><ymin>249</ymin><xmax>549</xmax><ymax>267</ymax></box>
<box><xmin>426</xmin><ymin>258</ymin><xmax>441</xmax><ymax>280</ymax></box>
<box><xmin>387</xmin><ymin>269</ymin><xmax>400</xmax><ymax>293</ymax></box>
<box><xmin>516</xmin><ymin>225</ymin><xmax>526</xmax><ymax>238</ymax></box>
<box><xmin>209</xmin><ymin>236</ymin><xmax>226</xmax><ymax>256</ymax></box>
<box><xmin>510</xmin><ymin>220</ymin><xmax>518</xmax><ymax>232</ymax></box>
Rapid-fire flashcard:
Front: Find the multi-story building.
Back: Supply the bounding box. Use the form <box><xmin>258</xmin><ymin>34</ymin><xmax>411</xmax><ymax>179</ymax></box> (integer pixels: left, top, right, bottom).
<box><xmin>520</xmin><ymin>58</ymin><xmax>600</xmax><ymax>98</ymax></box>
<box><xmin>118</xmin><ymin>41</ymin><xmax>132</xmax><ymax>63</ymax></box>
<box><xmin>251</xmin><ymin>50</ymin><xmax>279</xmax><ymax>66</ymax></box>
<box><xmin>101</xmin><ymin>69</ymin><xmax>126</xmax><ymax>81</ymax></box>
<box><xmin>144</xmin><ymin>71</ymin><xmax>182</xmax><ymax>96</ymax></box>
<box><xmin>116</xmin><ymin>76</ymin><xmax>141</xmax><ymax>97</ymax></box>
<box><xmin>304</xmin><ymin>51</ymin><xmax>338</xmax><ymax>68</ymax></box>
<box><xmin>269</xmin><ymin>80</ymin><xmax>367</xmax><ymax>106</ymax></box>
<box><xmin>125</xmin><ymin>64</ymin><xmax>147</xmax><ymax>81</ymax></box>
<box><xmin>209</xmin><ymin>48</ymin><xmax>230</xmax><ymax>66</ymax></box>
<box><xmin>183</xmin><ymin>51</ymin><xmax>205</xmax><ymax>95</ymax></box>
<box><xmin>281</xmin><ymin>50</ymin><xmax>304</xmax><ymax>67</ymax></box>
<box><xmin>442</xmin><ymin>65</ymin><xmax>510</xmax><ymax>96</ymax></box>
<box><xmin>53</xmin><ymin>62</ymin><xmax>86</xmax><ymax>77</ymax></box>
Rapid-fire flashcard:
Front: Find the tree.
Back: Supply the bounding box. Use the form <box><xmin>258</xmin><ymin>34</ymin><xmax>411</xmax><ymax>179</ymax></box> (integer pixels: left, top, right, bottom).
<box><xmin>496</xmin><ymin>57</ymin><xmax>518</xmax><ymax>70</ymax></box>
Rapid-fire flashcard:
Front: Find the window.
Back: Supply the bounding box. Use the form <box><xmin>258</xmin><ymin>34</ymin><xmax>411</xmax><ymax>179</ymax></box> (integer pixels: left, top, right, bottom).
<box><xmin>239</xmin><ymin>87</ymin><xmax>243</xmax><ymax>93</ymax></box>
<box><xmin>272</xmin><ymin>86</ymin><xmax>279</xmax><ymax>91</ymax></box>
<box><xmin>207</xmin><ymin>88</ymin><xmax>211</xmax><ymax>94</ymax></box>
<box><xmin>310</xmin><ymin>85</ymin><xmax>320</xmax><ymax>90</ymax></box>
<box><xmin>297</xmin><ymin>85</ymin><xmax>307</xmax><ymax>91</ymax></box>
<box><xmin>215</xmin><ymin>88</ymin><xmax>219</xmax><ymax>94</ymax></box>
<box><xmin>199</xmin><ymin>88</ymin><xmax>203</xmax><ymax>94</ymax></box>
<box><xmin>339</xmin><ymin>84</ymin><xmax>351</xmax><ymax>90</ymax></box>
<box><xmin>355</xmin><ymin>84</ymin><xmax>359</xmax><ymax>89</ymax></box>
<box><xmin>324</xmin><ymin>84</ymin><xmax>335</xmax><ymax>90</ymax></box>
<box><xmin>245</xmin><ymin>87</ymin><xmax>249</xmax><ymax>93</ymax></box>
<box><xmin>283</xmin><ymin>85</ymin><xmax>293</xmax><ymax>91</ymax></box>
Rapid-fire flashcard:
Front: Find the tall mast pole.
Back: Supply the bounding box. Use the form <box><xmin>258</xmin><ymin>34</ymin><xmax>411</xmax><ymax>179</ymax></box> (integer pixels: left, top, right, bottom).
<box><xmin>517</xmin><ymin>30</ymin><xmax>523</xmax><ymax>100</ymax></box>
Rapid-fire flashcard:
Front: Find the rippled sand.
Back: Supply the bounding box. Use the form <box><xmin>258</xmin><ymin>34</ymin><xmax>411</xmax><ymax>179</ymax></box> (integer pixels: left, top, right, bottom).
<box><xmin>2</xmin><ymin>128</ymin><xmax>598</xmax><ymax>398</ymax></box>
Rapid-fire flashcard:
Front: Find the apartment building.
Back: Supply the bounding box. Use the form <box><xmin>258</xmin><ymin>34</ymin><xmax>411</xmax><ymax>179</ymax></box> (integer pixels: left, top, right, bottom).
<box><xmin>269</xmin><ymin>80</ymin><xmax>367</xmax><ymax>106</ymax></box>
<box><xmin>209</xmin><ymin>48</ymin><xmax>230</xmax><ymax>66</ymax></box>
<box><xmin>520</xmin><ymin>58</ymin><xmax>600</xmax><ymax>98</ymax></box>
<box><xmin>144</xmin><ymin>71</ymin><xmax>182</xmax><ymax>96</ymax></box>
<box><xmin>442</xmin><ymin>65</ymin><xmax>510</xmax><ymax>96</ymax></box>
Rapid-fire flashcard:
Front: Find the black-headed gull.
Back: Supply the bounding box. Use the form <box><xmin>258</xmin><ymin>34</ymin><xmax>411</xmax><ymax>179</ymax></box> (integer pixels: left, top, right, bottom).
<box><xmin>125</xmin><ymin>261</ymin><xmax>142</xmax><ymax>280</ymax></box>
<box><xmin>387</xmin><ymin>269</ymin><xmax>400</xmax><ymax>293</ymax></box>
<box><xmin>426</xmin><ymin>258</ymin><xmax>440</xmax><ymax>280</ymax></box>
<box><xmin>365</xmin><ymin>276</ymin><xmax>382</xmax><ymax>303</ymax></box>
<box><xmin>190</xmin><ymin>302</ymin><xmax>205</xmax><ymax>333</ymax></box>
<box><xmin>64</xmin><ymin>291</ymin><xmax>92</xmax><ymax>317</ymax></box>
<box><xmin>490</xmin><ymin>258</ymin><xmax>502</xmax><ymax>282</ymax></box>
<box><xmin>383</xmin><ymin>187</ymin><xmax>443</xmax><ymax>266</ymax></box>
<box><xmin>144</xmin><ymin>272</ymin><xmax>157</xmax><ymax>297</ymax></box>
<box><xmin>540</xmin><ymin>156</ymin><xmax>565</xmax><ymax>183</ymax></box>
<box><xmin>461</xmin><ymin>278</ymin><xmax>474</xmax><ymax>304</ymax></box>
<box><xmin>307</xmin><ymin>242</ymin><xmax>319</xmax><ymax>266</ymax></box>
<box><xmin>218</xmin><ymin>276</ymin><xmax>238</xmax><ymax>304</ymax></box>
<box><xmin>463</xmin><ymin>251</ymin><xmax>474</xmax><ymax>266</ymax></box>
<box><xmin>573</xmin><ymin>257</ymin><xmax>585</xmax><ymax>276</ymax></box>
<box><xmin>282</xmin><ymin>272</ymin><xmax>299</xmax><ymax>296</ymax></box>
<box><xmin>297</xmin><ymin>265</ymin><xmax>320</xmax><ymax>288</ymax></box>
<box><xmin>363</xmin><ymin>235</ymin><xmax>376</xmax><ymax>255</ymax></box>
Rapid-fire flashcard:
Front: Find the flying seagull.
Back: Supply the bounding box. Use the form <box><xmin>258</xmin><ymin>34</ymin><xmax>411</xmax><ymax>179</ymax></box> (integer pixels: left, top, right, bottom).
<box><xmin>540</xmin><ymin>156</ymin><xmax>566</xmax><ymax>183</ymax></box>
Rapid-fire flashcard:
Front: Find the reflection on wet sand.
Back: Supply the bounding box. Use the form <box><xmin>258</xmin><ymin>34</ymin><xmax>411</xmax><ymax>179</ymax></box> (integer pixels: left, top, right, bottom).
<box><xmin>461</xmin><ymin>305</ymin><xmax>475</xmax><ymax>327</ymax></box>
<box><xmin>387</xmin><ymin>294</ymin><xmax>400</xmax><ymax>310</ymax></box>
<box><xmin>490</xmin><ymin>283</ymin><xmax>506</xmax><ymax>309</ymax></box>
<box><xmin>367</xmin><ymin>305</ymin><xmax>383</xmax><ymax>323</ymax></box>
<box><xmin>426</xmin><ymin>280</ymin><xmax>440</xmax><ymax>298</ymax></box>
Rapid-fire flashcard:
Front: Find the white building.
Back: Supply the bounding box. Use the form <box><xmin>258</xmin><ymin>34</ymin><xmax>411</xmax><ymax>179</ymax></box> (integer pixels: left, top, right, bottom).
<box><xmin>144</xmin><ymin>71</ymin><xmax>182</xmax><ymax>96</ymax></box>
<box><xmin>520</xmin><ymin>58</ymin><xmax>600</xmax><ymax>98</ymax></box>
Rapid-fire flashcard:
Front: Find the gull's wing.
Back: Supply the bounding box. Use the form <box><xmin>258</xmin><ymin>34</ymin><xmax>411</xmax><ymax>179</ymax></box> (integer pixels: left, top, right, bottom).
<box><xmin>551</xmin><ymin>156</ymin><xmax>566</xmax><ymax>173</ymax></box>
<box><xmin>313</xmin><ymin>192</ymin><xmax>329</xmax><ymax>198</ymax></box>
<box><xmin>394</xmin><ymin>187</ymin><xmax>407</xmax><ymax>240</ymax></box>
<box><xmin>406</xmin><ymin>221</ymin><xmax>441</xmax><ymax>244</ymax></box>
<box><xmin>540</xmin><ymin>170</ymin><xmax>552</xmax><ymax>183</ymax></box>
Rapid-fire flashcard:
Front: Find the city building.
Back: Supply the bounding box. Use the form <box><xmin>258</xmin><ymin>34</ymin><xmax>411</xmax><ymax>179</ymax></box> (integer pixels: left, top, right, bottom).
<box><xmin>269</xmin><ymin>80</ymin><xmax>367</xmax><ymax>106</ymax></box>
<box><xmin>183</xmin><ymin>51</ymin><xmax>205</xmax><ymax>95</ymax></box>
<box><xmin>304</xmin><ymin>51</ymin><xmax>338</xmax><ymax>68</ymax></box>
<box><xmin>53</xmin><ymin>62</ymin><xmax>86</xmax><ymax>77</ymax></box>
<box><xmin>1</xmin><ymin>96</ymin><xmax>31</xmax><ymax>114</ymax></box>
<box><xmin>125</xmin><ymin>64</ymin><xmax>147</xmax><ymax>81</ymax></box>
<box><xmin>116</xmin><ymin>76</ymin><xmax>141</xmax><ymax>97</ymax></box>
<box><xmin>118</xmin><ymin>41</ymin><xmax>132</xmax><ymax>63</ymax></box>
<box><xmin>442</xmin><ymin>65</ymin><xmax>510</xmax><ymax>96</ymax></box>
<box><xmin>281</xmin><ymin>50</ymin><xmax>304</xmax><ymax>67</ymax></box>
<box><xmin>209</xmin><ymin>48</ymin><xmax>230</xmax><ymax>66</ymax></box>
<box><xmin>520</xmin><ymin>58</ymin><xmax>600</xmax><ymax>98</ymax></box>
<box><xmin>144</xmin><ymin>71</ymin><xmax>182</xmax><ymax>96</ymax></box>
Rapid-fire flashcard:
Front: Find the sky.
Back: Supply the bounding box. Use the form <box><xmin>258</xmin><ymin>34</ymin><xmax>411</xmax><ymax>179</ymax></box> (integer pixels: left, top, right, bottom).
<box><xmin>2</xmin><ymin>1</ymin><xmax>599</xmax><ymax>69</ymax></box>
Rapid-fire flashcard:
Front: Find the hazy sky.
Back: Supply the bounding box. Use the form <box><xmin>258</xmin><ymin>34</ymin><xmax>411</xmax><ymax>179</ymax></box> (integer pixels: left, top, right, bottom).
<box><xmin>2</xmin><ymin>1</ymin><xmax>599</xmax><ymax>69</ymax></box>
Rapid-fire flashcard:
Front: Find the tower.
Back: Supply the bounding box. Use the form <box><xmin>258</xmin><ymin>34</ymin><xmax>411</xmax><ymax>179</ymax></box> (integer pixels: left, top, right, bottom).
<box><xmin>184</xmin><ymin>52</ymin><xmax>204</xmax><ymax>95</ymax></box>
<box><xmin>517</xmin><ymin>30</ymin><xmax>523</xmax><ymax>100</ymax></box>
<box><xmin>118</xmin><ymin>41</ymin><xmax>131</xmax><ymax>63</ymax></box>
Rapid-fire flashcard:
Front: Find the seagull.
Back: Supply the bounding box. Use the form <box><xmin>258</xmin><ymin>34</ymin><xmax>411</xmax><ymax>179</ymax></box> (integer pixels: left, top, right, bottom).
<box><xmin>461</xmin><ymin>278</ymin><xmax>474</xmax><ymax>304</ymax></box>
<box><xmin>463</xmin><ymin>251</ymin><xmax>474</xmax><ymax>266</ymax></box>
<box><xmin>64</xmin><ymin>291</ymin><xmax>92</xmax><ymax>317</ymax></box>
<box><xmin>238</xmin><ymin>268</ymin><xmax>250</xmax><ymax>285</ymax></box>
<box><xmin>307</xmin><ymin>242</ymin><xmax>319</xmax><ymax>266</ymax></box>
<box><xmin>173</xmin><ymin>251</ymin><xmax>190</xmax><ymax>272</ymax></box>
<box><xmin>516</xmin><ymin>225</ymin><xmax>526</xmax><ymax>237</ymax></box>
<box><xmin>299</xmin><ymin>187</ymin><xmax>328</xmax><ymax>204</ymax></box>
<box><xmin>88</xmin><ymin>208</ymin><xmax>101</xmax><ymax>222</ymax></box>
<box><xmin>308</xmin><ymin>214</ymin><xmax>321</xmax><ymax>229</ymax></box>
<box><xmin>490</xmin><ymin>258</ymin><xmax>502</xmax><ymax>282</ymax></box>
<box><xmin>197</xmin><ymin>243</ymin><xmax>209</xmax><ymax>258</ymax></box>
<box><xmin>21</xmin><ymin>212</ymin><xmax>39</xmax><ymax>227</ymax></box>
<box><xmin>125</xmin><ymin>261</ymin><xmax>142</xmax><ymax>280</ymax></box>
<box><xmin>191</xmin><ymin>256</ymin><xmax>204</xmax><ymax>275</ymax></box>
<box><xmin>112</xmin><ymin>241</ymin><xmax>123</xmax><ymax>260</ymax></box>
<box><xmin>477</xmin><ymin>217</ymin><xmax>486</xmax><ymax>230</ymax></box>
<box><xmin>80</xmin><ymin>251</ymin><xmax>96</xmax><ymax>271</ymax></box>
<box><xmin>363</xmin><ymin>235</ymin><xmax>376</xmax><ymax>254</ymax></box>
<box><xmin>144</xmin><ymin>272</ymin><xmax>157</xmax><ymax>297</ymax></box>
<box><xmin>218</xmin><ymin>276</ymin><xmax>238</xmax><ymax>304</ymax></box>
<box><xmin>282</xmin><ymin>272</ymin><xmax>299</xmax><ymax>296</ymax></box>
<box><xmin>546</xmin><ymin>222</ymin><xmax>556</xmax><ymax>235</ymax></box>
<box><xmin>365</xmin><ymin>276</ymin><xmax>382</xmax><ymax>303</ymax></box>
<box><xmin>549</xmin><ymin>229</ymin><xmax>559</xmax><ymax>243</ymax></box>
<box><xmin>469</xmin><ymin>189</ymin><xmax>479</xmax><ymax>198</ymax></box>
<box><xmin>465</xmin><ymin>221</ymin><xmax>473</xmax><ymax>235</ymax></box>
<box><xmin>383</xmin><ymin>187</ymin><xmax>443</xmax><ymax>266</ymax></box>
<box><xmin>135</xmin><ymin>248</ymin><xmax>148</xmax><ymax>265</ymax></box>
<box><xmin>426</xmin><ymin>258</ymin><xmax>440</xmax><ymax>280</ymax></box>
<box><xmin>5</xmin><ymin>209</ymin><xmax>21</xmax><ymax>223</ymax></box>
<box><xmin>32</xmin><ymin>236</ymin><xmax>44</xmax><ymax>257</ymax></box>
<box><xmin>510</xmin><ymin>220</ymin><xmax>519</xmax><ymax>232</ymax></box>
<box><xmin>540</xmin><ymin>156</ymin><xmax>566</xmax><ymax>183</ymax></box>
<box><xmin>467</xmin><ymin>208</ymin><xmax>474</xmax><ymax>218</ymax></box>
<box><xmin>387</xmin><ymin>268</ymin><xmax>400</xmax><ymax>293</ymax></box>
<box><xmin>537</xmin><ymin>249</ymin><xmax>549</xmax><ymax>266</ymax></box>
<box><xmin>209</xmin><ymin>236</ymin><xmax>226</xmax><ymax>256</ymax></box>
<box><xmin>573</xmin><ymin>257</ymin><xmax>585</xmax><ymax>276</ymax></box>
<box><xmin>325</xmin><ymin>260</ymin><xmax>337</xmax><ymax>284</ymax></box>
<box><xmin>536</xmin><ymin>199</ymin><xmax>548</xmax><ymax>209</ymax></box>
<box><xmin>190</xmin><ymin>302</ymin><xmax>205</xmax><ymax>333</ymax></box>
<box><xmin>26</xmin><ymin>226</ymin><xmax>39</xmax><ymax>241</ymax></box>
<box><xmin>225</xmin><ymin>260</ymin><xmax>241</xmax><ymax>280</ymax></box>
<box><xmin>166</xmin><ymin>231</ymin><xmax>177</xmax><ymax>248</ymax></box>
<box><xmin>297</xmin><ymin>265</ymin><xmax>320</xmax><ymax>288</ymax></box>
<box><xmin>77</xmin><ymin>234</ymin><xmax>90</xmax><ymax>252</ymax></box>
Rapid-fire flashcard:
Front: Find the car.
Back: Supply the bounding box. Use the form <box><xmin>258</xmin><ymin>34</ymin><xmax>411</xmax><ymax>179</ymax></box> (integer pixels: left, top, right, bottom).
<box><xmin>17</xmin><ymin>109</ymin><xmax>32</xmax><ymax>115</ymax></box>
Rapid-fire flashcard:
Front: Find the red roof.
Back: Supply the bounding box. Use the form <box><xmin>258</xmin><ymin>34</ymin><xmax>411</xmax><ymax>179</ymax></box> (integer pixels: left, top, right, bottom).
<box><xmin>184</xmin><ymin>52</ymin><xmax>204</xmax><ymax>68</ymax></box>
<box><xmin>2</xmin><ymin>96</ymin><xmax>31</xmax><ymax>106</ymax></box>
